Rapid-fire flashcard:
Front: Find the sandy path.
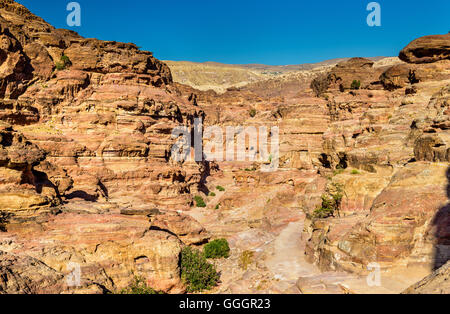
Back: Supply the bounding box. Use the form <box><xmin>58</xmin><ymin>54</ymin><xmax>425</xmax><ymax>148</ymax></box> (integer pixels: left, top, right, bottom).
<box><xmin>265</xmin><ymin>221</ymin><xmax>319</xmax><ymax>281</ymax></box>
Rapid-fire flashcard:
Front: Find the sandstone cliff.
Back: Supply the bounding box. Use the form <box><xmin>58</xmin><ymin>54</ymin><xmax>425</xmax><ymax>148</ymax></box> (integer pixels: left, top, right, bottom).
<box><xmin>0</xmin><ymin>0</ymin><xmax>207</xmax><ymax>293</ymax></box>
<box><xmin>0</xmin><ymin>0</ymin><xmax>449</xmax><ymax>294</ymax></box>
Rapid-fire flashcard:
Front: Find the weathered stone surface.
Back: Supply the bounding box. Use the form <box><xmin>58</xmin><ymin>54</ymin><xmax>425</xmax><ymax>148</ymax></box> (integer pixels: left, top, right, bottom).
<box><xmin>0</xmin><ymin>250</ymin><xmax>104</xmax><ymax>294</ymax></box>
<box><xmin>403</xmin><ymin>261</ymin><xmax>450</xmax><ymax>294</ymax></box>
<box><xmin>151</xmin><ymin>211</ymin><xmax>210</xmax><ymax>245</ymax></box>
<box><xmin>1</xmin><ymin>0</ymin><xmax>450</xmax><ymax>295</ymax></box>
<box><xmin>399</xmin><ymin>33</ymin><xmax>450</xmax><ymax>64</ymax></box>
<box><xmin>323</xmin><ymin>58</ymin><xmax>378</xmax><ymax>91</ymax></box>
<box><xmin>0</xmin><ymin>0</ymin><xmax>205</xmax><ymax>294</ymax></box>
<box><xmin>0</xmin><ymin>210</ymin><xmax>185</xmax><ymax>293</ymax></box>
<box><xmin>380</xmin><ymin>64</ymin><xmax>417</xmax><ymax>90</ymax></box>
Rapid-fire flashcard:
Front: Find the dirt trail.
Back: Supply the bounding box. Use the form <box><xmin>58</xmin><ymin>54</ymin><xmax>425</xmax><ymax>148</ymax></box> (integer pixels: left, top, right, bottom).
<box><xmin>263</xmin><ymin>220</ymin><xmax>423</xmax><ymax>294</ymax></box>
<box><xmin>265</xmin><ymin>221</ymin><xmax>318</xmax><ymax>281</ymax></box>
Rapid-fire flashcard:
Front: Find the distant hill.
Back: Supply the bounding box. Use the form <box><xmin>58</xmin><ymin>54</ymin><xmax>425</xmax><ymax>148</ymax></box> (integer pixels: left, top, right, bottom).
<box><xmin>164</xmin><ymin>57</ymin><xmax>391</xmax><ymax>93</ymax></box>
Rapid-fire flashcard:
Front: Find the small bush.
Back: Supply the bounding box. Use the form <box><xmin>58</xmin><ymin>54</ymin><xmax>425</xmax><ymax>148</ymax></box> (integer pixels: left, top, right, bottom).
<box><xmin>239</xmin><ymin>250</ymin><xmax>254</xmax><ymax>270</ymax></box>
<box><xmin>313</xmin><ymin>183</ymin><xmax>344</xmax><ymax>219</ymax></box>
<box><xmin>249</xmin><ymin>109</ymin><xmax>257</xmax><ymax>118</ymax></box>
<box><xmin>60</xmin><ymin>55</ymin><xmax>71</xmax><ymax>65</ymax></box>
<box><xmin>118</xmin><ymin>276</ymin><xmax>162</xmax><ymax>294</ymax></box>
<box><xmin>204</xmin><ymin>239</ymin><xmax>230</xmax><ymax>259</ymax></box>
<box><xmin>351</xmin><ymin>169</ymin><xmax>360</xmax><ymax>175</ymax></box>
<box><xmin>194</xmin><ymin>196</ymin><xmax>206</xmax><ymax>208</ymax></box>
<box><xmin>351</xmin><ymin>80</ymin><xmax>361</xmax><ymax>90</ymax></box>
<box><xmin>333</xmin><ymin>168</ymin><xmax>345</xmax><ymax>176</ymax></box>
<box><xmin>55</xmin><ymin>54</ymin><xmax>72</xmax><ymax>71</ymax></box>
<box><xmin>215</xmin><ymin>204</ymin><xmax>220</xmax><ymax>210</ymax></box>
<box><xmin>209</xmin><ymin>192</ymin><xmax>216</xmax><ymax>197</ymax></box>
<box><xmin>216</xmin><ymin>186</ymin><xmax>225</xmax><ymax>192</ymax></box>
<box><xmin>181</xmin><ymin>247</ymin><xmax>219</xmax><ymax>292</ymax></box>
<box><xmin>55</xmin><ymin>62</ymin><xmax>65</xmax><ymax>71</ymax></box>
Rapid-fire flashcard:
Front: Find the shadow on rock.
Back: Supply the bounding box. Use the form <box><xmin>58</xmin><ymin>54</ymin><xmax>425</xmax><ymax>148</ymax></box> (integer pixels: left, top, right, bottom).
<box><xmin>432</xmin><ymin>167</ymin><xmax>450</xmax><ymax>270</ymax></box>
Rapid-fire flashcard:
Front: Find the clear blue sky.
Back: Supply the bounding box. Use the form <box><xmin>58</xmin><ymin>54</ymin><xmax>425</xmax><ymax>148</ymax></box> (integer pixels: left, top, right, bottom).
<box><xmin>17</xmin><ymin>0</ymin><xmax>450</xmax><ymax>65</ymax></box>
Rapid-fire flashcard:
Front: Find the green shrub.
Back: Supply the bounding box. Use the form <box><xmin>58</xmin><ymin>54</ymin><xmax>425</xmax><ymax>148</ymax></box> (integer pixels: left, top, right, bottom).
<box><xmin>55</xmin><ymin>54</ymin><xmax>72</xmax><ymax>71</ymax></box>
<box><xmin>194</xmin><ymin>196</ymin><xmax>206</xmax><ymax>208</ymax></box>
<box><xmin>204</xmin><ymin>239</ymin><xmax>230</xmax><ymax>259</ymax></box>
<box><xmin>216</xmin><ymin>186</ymin><xmax>225</xmax><ymax>192</ymax></box>
<box><xmin>215</xmin><ymin>204</ymin><xmax>220</xmax><ymax>210</ymax></box>
<box><xmin>351</xmin><ymin>169</ymin><xmax>360</xmax><ymax>175</ymax></box>
<box><xmin>209</xmin><ymin>192</ymin><xmax>216</xmax><ymax>197</ymax></box>
<box><xmin>60</xmin><ymin>55</ymin><xmax>71</xmax><ymax>65</ymax></box>
<box><xmin>333</xmin><ymin>168</ymin><xmax>345</xmax><ymax>176</ymax></box>
<box><xmin>249</xmin><ymin>109</ymin><xmax>257</xmax><ymax>118</ymax></box>
<box><xmin>55</xmin><ymin>62</ymin><xmax>66</xmax><ymax>71</ymax></box>
<box><xmin>313</xmin><ymin>183</ymin><xmax>344</xmax><ymax>219</ymax></box>
<box><xmin>181</xmin><ymin>247</ymin><xmax>219</xmax><ymax>292</ymax></box>
<box><xmin>351</xmin><ymin>80</ymin><xmax>361</xmax><ymax>90</ymax></box>
<box><xmin>118</xmin><ymin>276</ymin><xmax>162</xmax><ymax>294</ymax></box>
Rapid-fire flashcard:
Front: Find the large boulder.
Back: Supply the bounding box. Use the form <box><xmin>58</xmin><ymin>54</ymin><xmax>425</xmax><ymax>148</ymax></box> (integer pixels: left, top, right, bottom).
<box><xmin>379</xmin><ymin>64</ymin><xmax>418</xmax><ymax>90</ymax></box>
<box><xmin>399</xmin><ymin>34</ymin><xmax>450</xmax><ymax>64</ymax></box>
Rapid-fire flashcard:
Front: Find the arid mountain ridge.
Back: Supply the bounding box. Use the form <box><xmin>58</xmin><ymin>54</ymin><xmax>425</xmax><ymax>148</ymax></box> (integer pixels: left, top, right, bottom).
<box><xmin>165</xmin><ymin>56</ymin><xmax>390</xmax><ymax>93</ymax></box>
<box><xmin>0</xmin><ymin>0</ymin><xmax>449</xmax><ymax>294</ymax></box>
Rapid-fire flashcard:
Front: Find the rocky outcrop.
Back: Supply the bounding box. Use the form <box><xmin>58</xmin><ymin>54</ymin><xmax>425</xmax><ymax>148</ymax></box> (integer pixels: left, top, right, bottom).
<box><xmin>414</xmin><ymin>84</ymin><xmax>450</xmax><ymax>162</ymax></box>
<box><xmin>302</xmin><ymin>35</ymin><xmax>450</xmax><ymax>277</ymax></box>
<box><xmin>0</xmin><ymin>0</ymin><xmax>205</xmax><ymax>210</ymax></box>
<box><xmin>0</xmin><ymin>213</ymin><xmax>185</xmax><ymax>293</ymax></box>
<box><xmin>310</xmin><ymin>57</ymin><xmax>384</xmax><ymax>95</ymax></box>
<box><xmin>150</xmin><ymin>211</ymin><xmax>210</xmax><ymax>245</ymax></box>
<box><xmin>0</xmin><ymin>250</ymin><xmax>104</xmax><ymax>294</ymax></box>
<box><xmin>379</xmin><ymin>64</ymin><xmax>418</xmax><ymax>90</ymax></box>
<box><xmin>0</xmin><ymin>122</ymin><xmax>67</xmax><ymax>220</ymax></box>
<box><xmin>0</xmin><ymin>0</ymin><xmax>208</xmax><ymax>294</ymax></box>
<box><xmin>399</xmin><ymin>33</ymin><xmax>450</xmax><ymax>64</ymax></box>
<box><xmin>403</xmin><ymin>261</ymin><xmax>450</xmax><ymax>294</ymax></box>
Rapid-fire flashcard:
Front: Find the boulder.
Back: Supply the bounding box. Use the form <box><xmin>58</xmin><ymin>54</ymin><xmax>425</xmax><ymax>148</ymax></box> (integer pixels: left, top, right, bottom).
<box><xmin>380</xmin><ymin>64</ymin><xmax>418</xmax><ymax>90</ymax></box>
<box><xmin>399</xmin><ymin>34</ymin><xmax>450</xmax><ymax>64</ymax></box>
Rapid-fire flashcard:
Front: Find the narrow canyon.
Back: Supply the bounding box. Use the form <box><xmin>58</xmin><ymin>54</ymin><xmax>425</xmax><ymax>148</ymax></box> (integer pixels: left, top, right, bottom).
<box><xmin>0</xmin><ymin>0</ymin><xmax>449</xmax><ymax>294</ymax></box>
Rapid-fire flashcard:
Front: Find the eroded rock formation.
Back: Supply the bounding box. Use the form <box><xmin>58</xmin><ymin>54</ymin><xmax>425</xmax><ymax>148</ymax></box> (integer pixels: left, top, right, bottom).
<box><xmin>0</xmin><ymin>0</ymin><xmax>449</xmax><ymax>294</ymax></box>
<box><xmin>0</xmin><ymin>0</ymin><xmax>206</xmax><ymax>294</ymax></box>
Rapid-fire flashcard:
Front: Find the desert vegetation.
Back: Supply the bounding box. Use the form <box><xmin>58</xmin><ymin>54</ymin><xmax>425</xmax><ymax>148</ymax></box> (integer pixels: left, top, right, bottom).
<box><xmin>180</xmin><ymin>247</ymin><xmax>220</xmax><ymax>292</ymax></box>
<box><xmin>204</xmin><ymin>238</ymin><xmax>230</xmax><ymax>259</ymax></box>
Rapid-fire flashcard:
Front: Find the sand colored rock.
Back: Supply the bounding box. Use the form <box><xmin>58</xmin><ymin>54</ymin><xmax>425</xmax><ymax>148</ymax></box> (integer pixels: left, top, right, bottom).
<box><xmin>0</xmin><ymin>0</ymin><xmax>449</xmax><ymax>294</ymax></box>
<box><xmin>403</xmin><ymin>261</ymin><xmax>450</xmax><ymax>294</ymax></box>
<box><xmin>399</xmin><ymin>33</ymin><xmax>450</xmax><ymax>64</ymax></box>
<box><xmin>0</xmin><ymin>0</ymin><xmax>206</xmax><ymax>293</ymax></box>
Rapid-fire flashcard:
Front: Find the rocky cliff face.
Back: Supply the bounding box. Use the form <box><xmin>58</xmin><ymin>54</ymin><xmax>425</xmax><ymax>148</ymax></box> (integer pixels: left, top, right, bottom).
<box><xmin>302</xmin><ymin>37</ymin><xmax>450</xmax><ymax>276</ymax></box>
<box><xmin>0</xmin><ymin>0</ymin><xmax>449</xmax><ymax>294</ymax></box>
<box><xmin>0</xmin><ymin>0</ymin><xmax>208</xmax><ymax>293</ymax></box>
<box><xmin>171</xmin><ymin>34</ymin><xmax>449</xmax><ymax>293</ymax></box>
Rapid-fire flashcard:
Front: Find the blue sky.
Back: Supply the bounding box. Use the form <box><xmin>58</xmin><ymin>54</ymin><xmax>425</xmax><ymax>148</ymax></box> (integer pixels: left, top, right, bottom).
<box><xmin>17</xmin><ymin>0</ymin><xmax>450</xmax><ymax>65</ymax></box>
